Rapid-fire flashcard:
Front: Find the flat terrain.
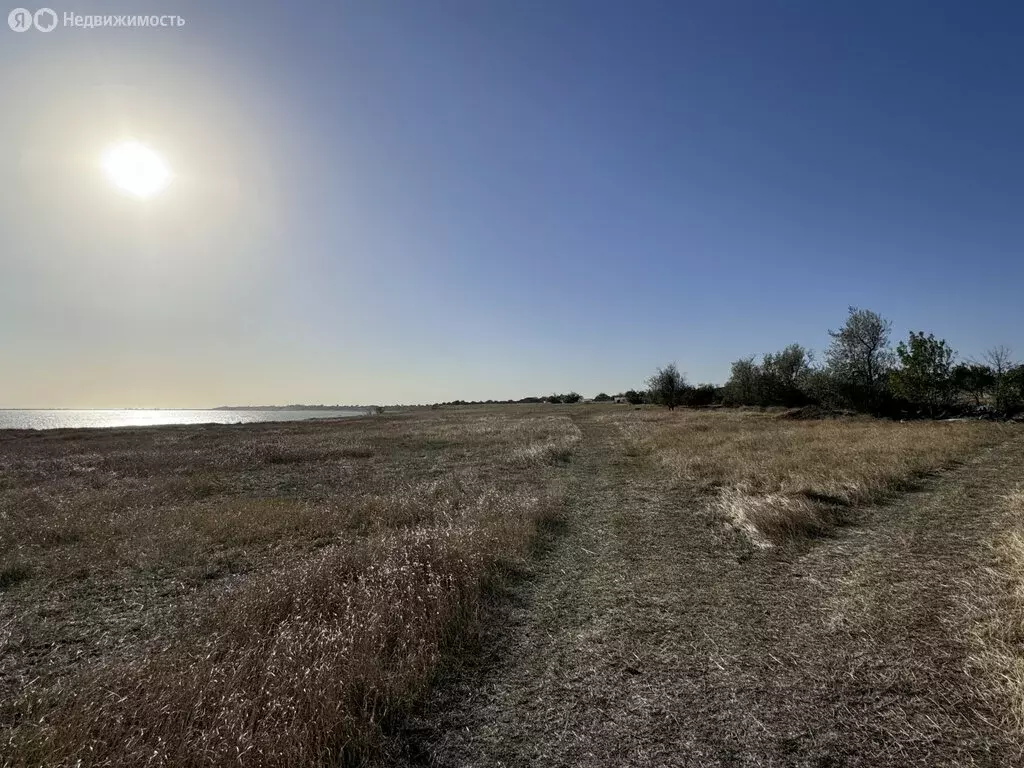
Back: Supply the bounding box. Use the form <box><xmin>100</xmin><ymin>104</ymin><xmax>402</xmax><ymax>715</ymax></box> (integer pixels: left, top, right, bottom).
<box><xmin>1</xmin><ymin>406</ymin><xmax>1021</xmax><ymax>766</ymax></box>
<box><xmin>406</xmin><ymin>412</ymin><xmax>1024</xmax><ymax>767</ymax></box>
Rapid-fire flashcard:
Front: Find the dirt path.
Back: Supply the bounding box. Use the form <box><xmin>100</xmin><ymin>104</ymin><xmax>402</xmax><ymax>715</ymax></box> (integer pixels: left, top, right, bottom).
<box><xmin>399</xmin><ymin>417</ymin><xmax>1024</xmax><ymax>767</ymax></box>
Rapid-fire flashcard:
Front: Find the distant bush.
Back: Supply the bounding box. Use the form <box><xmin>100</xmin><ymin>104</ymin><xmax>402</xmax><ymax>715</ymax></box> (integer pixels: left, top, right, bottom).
<box><xmin>542</xmin><ymin>392</ymin><xmax>582</xmax><ymax>404</ymax></box>
<box><xmin>496</xmin><ymin>308</ymin><xmax>1020</xmax><ymax>419</ymax></box>
<box><xmin>824</xmin><ymin>307</ymin><xmax>895</xmax><ymax>412</ymax></box>
<box><xmin>723</xmin><ymin>346</ymin><xmax>814</xmax><ymax>407</ymax></box>
<box><xmin>624</xmin><ymin>389</ymin><xmax>647</xmax><ymax>405</ymax></box>
<box><xmin>722</xmin><ymin>357</ymin><xmax>761</xmax><ymax>406</ymax></box>
<box><xmin>761</xmin><ymin>345</ymin><xmax>815</xmax><ymax>407</ymax></box>
<box><xmin>1004</xmin><ymin>365</ymin><xmax>1024</xmax><ymax>414</ymax></box>
<box><xmin>953</xmin><ymin>364</ymin><xmax>995</xmax><ymax>407</ymax></box>
<box><xmin>684</xmin><ymin>383</ymin><xmax>720</xmax><ymax>407</ymax></box>
<box><xmin>646</xmin><ymin>363</ymin><xmax>689</xmax><ymax>410</ymax></box>
<box><xmin>889</xmin><ymin>331</ymin><xmax>956</xmax><ymax>418</ymax></box>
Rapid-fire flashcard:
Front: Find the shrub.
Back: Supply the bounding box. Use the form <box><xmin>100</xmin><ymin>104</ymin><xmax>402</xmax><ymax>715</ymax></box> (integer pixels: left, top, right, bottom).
<box><xmin>889</xmin><ymin>331</ymin><xmax>957</xmax><ymax>417</ymax></box>
<box><xmin>624</xmin><ymin>390</ymin><xmax>647</xmax><ymax>405</ymax></box>
<box><xmin>646</xmin><ymin>363</ymin><xmax>688</xmax><ymax>410</ymax></box>
<box><xmin>684</xmin><ymin>384</ymin><xmax>719</xmax><ymax>407</ymax></box>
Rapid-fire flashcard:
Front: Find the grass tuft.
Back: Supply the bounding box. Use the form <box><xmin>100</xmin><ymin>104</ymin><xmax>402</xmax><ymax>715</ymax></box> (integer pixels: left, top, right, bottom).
<box><xmin>716</xmin><ymin>489</ymin><xmax>836</xmax><ymax>546</ymax></box>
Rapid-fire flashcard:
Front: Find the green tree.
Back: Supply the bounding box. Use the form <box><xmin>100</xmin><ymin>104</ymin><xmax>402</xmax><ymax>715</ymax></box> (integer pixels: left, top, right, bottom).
<box><xmin>801</xmin><ymin>368</ymin><xmax>841</xmax><ymax>409</ymax></box>
<box><xmin>594</xmin><ymin>393</ymin><xmax>613</xmax><ymax>402</ymax></box>
<box><xmin>685</xmin><ymin>383</ymin><xmax>719</xmax><ymax>407</ymax></box>
<box><xmin>646</xmin><ymin>363</ymin><xmax>688</xmax><ymax>410</ymax></box>
<box><xmin>985</xmin><ymin>346</ymin><xmax>1018</xmax><ymax>413</ymax></box>
<box><xmin>563</xmin><ymin>392</ymin><xmax>582</xmax><ymax>404</ymax></box>
<box><xmin>952</xmin><ymin>363</ymin><xmax>995</xmax><ymax>407</ymax></box>
<box><xmin>1003</xmin><ymin>365</ymin><xmax>1024</xmax><ymax>414</ymax></box>
<box><xmin>624</xmin><ymin>390</ymin><xmax>646</xmax><ymax>405</ymax></box>
<box><xmin>889</xmin><ymin>331</ymin><xmax>956</xmax><ymax>417</ymax></box>
<box><xmin>761</xmin><ymin>344</ymin><xmax>815</xmax><ymax>406</ymax></box>
<box><xmin>825</xmin><ymin>307</ymin><xmax>894</xmax><ymax>411</ymax></box>
<box><xmin>723</xmin><ymin>357</ymin><xmax>761</xmax><ymax>406</ymax></box>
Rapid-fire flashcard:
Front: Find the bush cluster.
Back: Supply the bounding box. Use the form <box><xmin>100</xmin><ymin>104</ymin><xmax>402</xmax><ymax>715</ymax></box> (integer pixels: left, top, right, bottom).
<box><xmin>711</xmin><ymin>308</ymin><xmax>1024</xmax><ymax>418</ymax></box>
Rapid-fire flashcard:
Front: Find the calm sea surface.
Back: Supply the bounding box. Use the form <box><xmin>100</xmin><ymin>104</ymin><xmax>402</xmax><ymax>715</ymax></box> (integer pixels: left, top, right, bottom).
<box><xmin>0</xmin><ymin>409</ymin><xmax>369</xmax><ymax>431</ymax></box>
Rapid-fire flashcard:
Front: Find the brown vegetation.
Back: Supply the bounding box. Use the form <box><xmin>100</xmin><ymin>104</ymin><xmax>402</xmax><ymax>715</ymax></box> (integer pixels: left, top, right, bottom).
<box><xmin>1</xmin><ymin>405</ymin><xmax>1018</xmax><ymax>766</ymax></box>
<box><xmin>603</xmin><ymin>407</ymin><xmax>1014</xmax><ymax>545</ymax></box>
<box><xmin>0</xmin><ymin>409</ymin><xmax>574</xmax><ymax>766</ymax></box>
<box><xmin>400</xmin><ymin>407</ymin><xmax>1024</xmax><ymax>767</ymax></box>
<box><xmin>967</xmin><ymin>484</ymin><xmax>1024</xmax><ymax>740</ymax></box>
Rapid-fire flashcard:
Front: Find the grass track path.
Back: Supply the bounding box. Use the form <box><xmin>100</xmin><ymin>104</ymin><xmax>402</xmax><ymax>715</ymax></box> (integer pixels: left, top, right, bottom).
<box><xmin>398</xmin><ymin>416</ymin><xmax>1024</xmax><ymax>767</ymax></box>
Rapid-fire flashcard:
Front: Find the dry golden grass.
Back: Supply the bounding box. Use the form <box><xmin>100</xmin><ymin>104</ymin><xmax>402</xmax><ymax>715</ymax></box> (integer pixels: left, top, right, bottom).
<box><xmin>967</xmin><ymin>485</ymin><xmax>1024</xmax><ymax>740</ymax></box>
<box><xmin>0</xmin><ymin>408</ymin><xmax>575</xmax><ymax>767</ymax></box>
<box><xmin>715</xmin><ymin>487</ymin><xmax>834</xmax><ymax>544</ymax></box>
<box><xmin>2</xmin><ymin>405</ymin><xmax>1015</xmax><ymax>766</ymax></box>
<box><xmin>11</xmin><ymin>485</ymin><xmax>550</xmax><ymax>767</ymax></box>
<box><xmin>601</xmin><ymin>407</ymin><xmax>1014</xmax><ymax>545</ymax></box>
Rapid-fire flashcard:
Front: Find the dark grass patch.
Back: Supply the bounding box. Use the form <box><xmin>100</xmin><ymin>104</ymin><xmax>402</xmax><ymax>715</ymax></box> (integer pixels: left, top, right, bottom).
<box><xmin>0</xmin><ymin>563</ymin><xmax>31</xmax><ymax>590</ymax></box>
<box><xmin>777</xmin><ymin>406</ymin><xmax>860</xmax><ymax>420</ymax></box>
<box><xmin>338</xmin><ymin>446</ymin><xmax>375</xmax><ymax>459</ymax></box>
<box><xmin>799</xmin><ymin>490</ymin><xmax>852</xmax><ymax>506</ymax></box>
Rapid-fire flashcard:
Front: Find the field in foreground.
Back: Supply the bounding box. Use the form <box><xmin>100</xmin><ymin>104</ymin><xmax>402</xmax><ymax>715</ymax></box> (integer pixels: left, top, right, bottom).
<box><xmin>1</xmin><ymin>405</ymin><xmax>1021</xmax><ymax>766</ymax></box>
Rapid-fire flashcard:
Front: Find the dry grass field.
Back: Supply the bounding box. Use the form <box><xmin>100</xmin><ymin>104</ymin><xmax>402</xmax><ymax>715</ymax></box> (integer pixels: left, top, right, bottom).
<box><xmin>967</xmin><ymin>484</ymin><xmax>1024</xmax><ymax>741</ymax></box>
<box><xmin>0</xmin><ymin>410</ymin><xmax>576</xmax><ymax>766</ymax></box>
<box><xmin>2</xmin><ymin>405</ymin><xmax>1022</xmax><ymax>766</ymax></box>
<box><xmin>608</xmin><ymin>407</ymin><xmax>1014</xmax><ymax>544</ymax></box>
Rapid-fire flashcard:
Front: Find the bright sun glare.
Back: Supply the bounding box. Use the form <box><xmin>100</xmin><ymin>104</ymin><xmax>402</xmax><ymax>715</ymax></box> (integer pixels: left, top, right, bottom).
<box><xmin>101</xmin><ymin>140</ymin><xmax>172</xmax><ymax>199</ymax></box>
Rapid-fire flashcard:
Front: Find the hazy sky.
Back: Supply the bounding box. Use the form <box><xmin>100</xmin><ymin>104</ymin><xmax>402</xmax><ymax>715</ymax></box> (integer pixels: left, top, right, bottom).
<box><xmin>3</xmin><ymin>1</ymin><xmax>1024</xmax><ymax>406</ymax></box>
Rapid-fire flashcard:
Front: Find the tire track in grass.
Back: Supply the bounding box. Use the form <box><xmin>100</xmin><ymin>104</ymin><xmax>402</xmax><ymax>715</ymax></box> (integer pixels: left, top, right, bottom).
<box><xmin>396</xmin><ymin>417</ymin><xmax>1024</xmax><ymax>767</ymax></box>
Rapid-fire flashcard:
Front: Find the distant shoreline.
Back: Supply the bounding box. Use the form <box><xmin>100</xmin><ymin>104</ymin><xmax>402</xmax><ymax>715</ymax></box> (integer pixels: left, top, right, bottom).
<box><xmin>0</xmin><ymin>408</ymin><xmax>373</xmax><ymax>432</ymax></box>
<box><xmin>0</xmin><ymin>407</ymin><xmax>374</xmax><ymax>412</ymax></box>
<box><xmin>212</xmin><ymin>406</ymin><xmax>376</xmax><ymax>412</ymax></box>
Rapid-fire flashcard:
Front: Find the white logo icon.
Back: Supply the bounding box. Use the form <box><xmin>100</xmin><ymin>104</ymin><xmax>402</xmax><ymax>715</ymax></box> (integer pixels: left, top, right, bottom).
<box><xmin>33</xmin><ymin>7</ymin><xmax>55</xmax><ymax>30</ymax></box>
<box><xmin>8</xmin><ymin>6</ymin><xmax>57</xmax><ymax>31</ymax></box>
<box><xmin>8</xmin><ymin>7</ymin><xmax>32</xmax><ymax>30</ymax></box>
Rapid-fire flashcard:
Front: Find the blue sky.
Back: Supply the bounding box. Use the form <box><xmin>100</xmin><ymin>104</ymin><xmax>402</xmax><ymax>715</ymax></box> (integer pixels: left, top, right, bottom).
<box><xmin>2</xmin><ymin>1</ymin><xmax>1023</xmax><ymax>406</ymax></box>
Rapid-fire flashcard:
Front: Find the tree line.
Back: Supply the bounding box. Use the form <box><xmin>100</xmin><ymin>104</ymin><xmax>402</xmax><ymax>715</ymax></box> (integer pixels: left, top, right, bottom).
<box><xmin>429</xmin><ymin>307</ymin><xmax>1022</xmax><ymax>418</ymax></box>
<box><xmin>434</xmin><ymin>392</ymin><xmax>583</xmax><ymax>407</ymax></box>
<box><xmin>641</xmin><ymin>307</ymin><xmax>1024</xmax><ymax>418</ymax></box>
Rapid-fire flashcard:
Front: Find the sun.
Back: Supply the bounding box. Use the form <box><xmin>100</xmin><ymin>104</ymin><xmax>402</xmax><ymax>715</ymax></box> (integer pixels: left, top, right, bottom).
<box><xmin>101</xmin><ymin>140</ymin><xmax>172</xmax><ymax>199</ymax></box>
